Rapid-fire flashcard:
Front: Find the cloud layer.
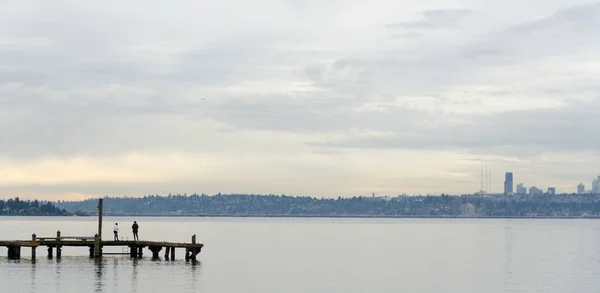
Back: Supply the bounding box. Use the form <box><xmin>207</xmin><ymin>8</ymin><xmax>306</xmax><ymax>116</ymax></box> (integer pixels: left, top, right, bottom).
<box><xmin>1</xmin><ymin>0</ymin><xmax>600</xmax><ymax>199</ymax></box>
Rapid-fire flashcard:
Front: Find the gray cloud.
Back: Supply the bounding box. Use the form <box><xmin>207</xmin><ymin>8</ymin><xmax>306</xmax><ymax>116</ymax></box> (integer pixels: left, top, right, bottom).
<box><xmin>387</xmin><ymin>9</ymin><xmax>473</xmax><ymax>30</ymax></box>
<box><xmin>316</xmin><ymin>98</ymin><xmax>600</xmax><ymax>154</ymax></box>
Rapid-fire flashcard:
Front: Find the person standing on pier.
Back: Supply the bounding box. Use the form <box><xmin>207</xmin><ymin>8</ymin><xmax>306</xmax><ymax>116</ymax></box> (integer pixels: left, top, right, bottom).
<box><xmin>132</xmin><ymin>221</ymin><xmax>139</xmax><ymax>241</ymax></box>
<box><xmin>113</xmin><ymin>223</ymin><xmax>119</xmax><ymax>241</ymax></box>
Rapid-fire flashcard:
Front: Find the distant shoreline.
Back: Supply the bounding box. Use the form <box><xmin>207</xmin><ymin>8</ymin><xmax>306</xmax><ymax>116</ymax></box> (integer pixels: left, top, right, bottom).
<box><xmin>5</xmin><ymin>214</ymin><xmax>597</xmax><ymax>219</ymax></box>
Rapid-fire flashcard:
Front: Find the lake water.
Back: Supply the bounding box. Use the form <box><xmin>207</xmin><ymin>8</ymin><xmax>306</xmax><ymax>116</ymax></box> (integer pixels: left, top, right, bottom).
<box><xmin>0</xmin><ymin>217</ymin><xmax>599</xmax><ymax>293</ymax></box>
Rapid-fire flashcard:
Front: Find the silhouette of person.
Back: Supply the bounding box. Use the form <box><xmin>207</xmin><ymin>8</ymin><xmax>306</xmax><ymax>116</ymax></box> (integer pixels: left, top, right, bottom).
<box><xmin>113</xmin><ymin>223</ymin><xmax>119</xmax><ymax>241</ymax></box>
<box><xmin>132</xmin><ymin>221</ymin><xmax>139</xmax><ymax>241</ymax></box>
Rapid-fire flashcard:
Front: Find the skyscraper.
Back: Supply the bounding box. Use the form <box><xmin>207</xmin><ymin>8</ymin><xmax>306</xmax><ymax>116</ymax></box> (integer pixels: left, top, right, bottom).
<box><xmin>577</xmin><ymin>182</ymin><xmax>585</xmax><ymax>194</ymax></box>
<box><xmin>548</xmin><ymin>187</ymin><xmax>556</xmax><ymax>195</ymax></box>
<box><xmin>516</xmin><ymin>183</ymin><xmax>527</xmax><ymax>195</ymax></box>
<box><xmin>504</xmin><ymin>172</ymin><xmax>513</xmax><ymax>195</ymax></box>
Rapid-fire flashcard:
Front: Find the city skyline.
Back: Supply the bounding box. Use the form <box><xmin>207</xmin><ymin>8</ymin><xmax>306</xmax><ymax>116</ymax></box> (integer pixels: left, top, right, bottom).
<box><xmin>473</xmin><ymin>162</ymin><xmax>600</xmax><ymax>195</ymax></box>
<box><xmin>1</xmin><ymin>1</ymin><xmax>600</xmax><ymax>200</ymax></box>
<box><xmin>488</xmin><ymin>170</ymin><xmax>599</xmax><ymax>195</ymax></box>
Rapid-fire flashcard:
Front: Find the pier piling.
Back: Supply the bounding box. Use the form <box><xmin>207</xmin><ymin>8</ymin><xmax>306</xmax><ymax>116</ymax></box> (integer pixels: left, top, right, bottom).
<box><xmin>56</xmin><ymin>231</ymin><xmax>62</xmax><ymax>259</ymax></box>
<box><xmin>94</xmin><ymin>234</ymin><xmax>101</xmax><ymax>258</ymax></box>
<box><xmin>149</xmin><ymin>245</ymin><xmax>162</xmax><ymax>259</ymax></box>
<box><xmin>31</xmin><ymin>234</ymin><xmax>36</xmax><ymax>261</ymax></box>
<box><xmin>185</xmin><ymin>234</ymin><xmax>201</xmax><ymax>262</ymax></box>
<box><xmin>7</xmin><ymin>245</ymin><xmax>21</xmax><ymax>260</ymax></box>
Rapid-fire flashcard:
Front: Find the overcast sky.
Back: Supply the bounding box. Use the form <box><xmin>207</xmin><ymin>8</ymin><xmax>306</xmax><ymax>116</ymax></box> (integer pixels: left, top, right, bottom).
<box><xmin>1</xmin><ymin>0</ymin><xmax>600</xmax><ymax>200</ymax></box>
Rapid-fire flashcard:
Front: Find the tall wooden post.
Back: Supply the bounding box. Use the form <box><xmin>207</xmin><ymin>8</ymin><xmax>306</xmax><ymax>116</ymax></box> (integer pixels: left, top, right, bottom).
<box><xmin>191</xmin><ymin>234</ymin><xmax>197</xmax><ymax>261</ymax></box>
<box><xmin>56</xmin><ymin>230</ymin><xmax>62</xmax><ymax>258</ymax></box>
<box><xmin>94</xmin><ymin>198</ymin><xmax>103</xmax><ymax>258</ymax></box>
<box><xmin>97</xmin><ymin>199</ymin><xmax>103</xmax><ymax>241</ymax></box>
<box><xmin>31</xmin><ymin>233</ymin><xmax>37</xmax><ymax>261</ymax></box>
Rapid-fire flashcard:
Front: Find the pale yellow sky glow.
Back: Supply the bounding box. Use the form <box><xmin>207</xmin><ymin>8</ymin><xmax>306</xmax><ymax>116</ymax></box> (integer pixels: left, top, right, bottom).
<box><xmin>1</xmin><ymin>0</ymin><xmax>600</xmax><ymax>200</ymax></box>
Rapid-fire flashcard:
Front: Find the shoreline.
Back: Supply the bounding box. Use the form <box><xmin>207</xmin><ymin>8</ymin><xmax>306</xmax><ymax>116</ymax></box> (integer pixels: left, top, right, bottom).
<box><xmin>2</xmin><ymin>214</ymin><xmax>598</xmax><ymax>219</ymax></box>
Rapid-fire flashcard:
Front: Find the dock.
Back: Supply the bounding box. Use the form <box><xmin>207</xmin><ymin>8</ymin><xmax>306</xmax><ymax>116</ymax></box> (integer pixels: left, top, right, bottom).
<box><xmin>0</xmin><ymin>199</ymin><xmax>203</xmax><ymax>262</ymax></box>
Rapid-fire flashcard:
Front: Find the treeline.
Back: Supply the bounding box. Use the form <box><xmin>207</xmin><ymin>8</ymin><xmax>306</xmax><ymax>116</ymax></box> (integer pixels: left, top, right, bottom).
<box><xmin>0</xmin><ymin>197</ymin><xmax>69</xmax><ymax>216</ymax></box>
<box><xmin>54</xmin><ymin>193</ymin><xmax>600</xmax><ymax>217</ymax></box>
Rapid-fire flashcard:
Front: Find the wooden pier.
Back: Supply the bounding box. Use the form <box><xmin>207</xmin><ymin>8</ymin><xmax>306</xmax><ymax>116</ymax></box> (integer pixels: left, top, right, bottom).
<box><xmin>0</xmin><ymin>199</ymin><xmax>203</xmax><ymax>262</ymax></box>
<box><xmin>0</xmin><ymin>232</ymin><xmax>203</xmax><ymax>261</ymax></box>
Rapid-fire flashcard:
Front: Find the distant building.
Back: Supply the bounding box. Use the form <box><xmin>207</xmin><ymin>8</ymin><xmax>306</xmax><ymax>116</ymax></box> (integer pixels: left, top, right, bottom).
<box><xmin>516</xmin><ymin>183</ymin><xmax>527</xmax><ymax>195</ymax></box>
<box><xmin>578</xmin><ymin>182</ymin><xmax>585</xmax><ymax>194</ymax></box>
<box><xmin>547</xmin><ymin>187</ymin><xmax>556</xmax><ymax>195</ymax></box>
<box><xmin>529</xmin><ymin>186</ymin><xmax>543</xmax><ymax>195</ymax></box>
<box><xmin>461</xmin><ymin>203</ymin><xmax>477</xmax><ymax>216</ymax></box>
<box><xmin>593</xmin><ymin>179</ymin><xmax>599</xmax><ymax>194</ymax></box>
<box><xmin>504</xmin><ymin>172</ymin><xmax>514</xmax><ymax>195</ymax></box>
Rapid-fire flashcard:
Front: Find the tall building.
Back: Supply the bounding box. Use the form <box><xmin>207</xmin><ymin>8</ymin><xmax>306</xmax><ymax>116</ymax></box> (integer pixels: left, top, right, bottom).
<box><xmin>516</xmin><ymin>183</ymin><xmax>527</xmax><ymax>195</ymax></box>
<box><xmin>504</xmin><ymin>172</ymin><xmax>514</xmax><ymax>195</ymax></box>
<box><xmin>529</xmin><ymin>186</ymin><xmax>543</xmax><ymax>195</ymax></box>
<box><xmin>578</xmin><ymin>182</ymin><xmax>585</xmax><ymax>194</ymax></box>
<box><xmin>593</xmin><ymin>179</ymin><xmax>599</xmax><ymax>194</ymax></box>
<box><xmin>547</xmin><ymin>187</ymin><xmax>556</xmax><ymax>195</ymax></box>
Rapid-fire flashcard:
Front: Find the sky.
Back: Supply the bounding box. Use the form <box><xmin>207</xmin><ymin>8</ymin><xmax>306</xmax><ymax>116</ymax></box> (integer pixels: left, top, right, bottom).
<box><xmin>1</xmin><ymin>0</ymin><xmax>600</xmax><ymax>200</ymax></box>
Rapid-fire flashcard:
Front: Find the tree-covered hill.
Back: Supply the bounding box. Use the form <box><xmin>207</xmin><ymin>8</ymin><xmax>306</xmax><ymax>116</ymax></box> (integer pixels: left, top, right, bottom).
<box><xmin>53</xmin><ymin>193</ymin><xmax>600</xmax><ymax>217</ymax></box>
<box><xmin>0</xmin><ymin>197</ymin><xmax>69</xmax><ymax>216</ymax></box>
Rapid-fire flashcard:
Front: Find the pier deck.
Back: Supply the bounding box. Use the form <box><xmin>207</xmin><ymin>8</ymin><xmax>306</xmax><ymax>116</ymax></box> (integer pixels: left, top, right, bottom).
<box><xmin>0</xmin><ymin>240</ymin><xmax>203</xmax><ymax>248</ymax></box>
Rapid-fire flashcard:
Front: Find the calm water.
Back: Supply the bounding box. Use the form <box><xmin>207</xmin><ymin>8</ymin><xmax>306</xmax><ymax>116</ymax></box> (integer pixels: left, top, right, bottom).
<box><xmin>0</xmin><ymin>217</ymin><xmax>599</xmax><ymax>293</ymax></box>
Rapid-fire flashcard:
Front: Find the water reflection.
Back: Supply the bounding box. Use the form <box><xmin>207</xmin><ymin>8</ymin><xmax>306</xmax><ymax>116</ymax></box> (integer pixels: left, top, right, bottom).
<box><xmin>190</xmin><ymin>260</ymin><xmax>200</xmax><ymax>287</ymax></box>
<box><xmin>55</xmin><ymin>257</ymin><xmax>62</xmax><ymax>292</ymax></box>
<box><xmin>131</xmin><ymin>258</ymin><xmax>139</xmax><ymax>293</ymax></box>
<box><xmin>112</xmin><ymin>258</ymin><xmax>119</xmax><ymax>293</ymax></box>
<box><xmin>30</xmin><ymin>260</ymin><xmax>36</xmax><ymax>293</ymax></box>
<box><xmin>503</xmin><ymin>225</ymin><xmax>514</xmax><ymax>290</ymax></box>
<box><xmin>94</xmin><ymin>258</ymin><xmax>104</xmax><ymax>293</ymax></box>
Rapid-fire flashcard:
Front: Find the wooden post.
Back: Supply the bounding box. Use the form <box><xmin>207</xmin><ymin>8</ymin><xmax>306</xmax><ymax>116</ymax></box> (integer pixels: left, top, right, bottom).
<box><xmin>164</xmin><ymin>246</ymin><xmax>170</xmax><ymax>259</ymax></box>
<box><xmin>137</xmin><ymin>246</ymin><xmax>143</xmax><ymax>258</ymax></box>
<box><xmin>170</xmin><ymin>246</ymin><xmax>175</xmax><ymax>260</ymax></box>
<box><xmin>56</xmin><ymin>230</ymin><xmax>62</xmax><ymax>258</ymax></box>
<box><xmin>31</xmin><ymin>234</ymin><xmax>37</xmax><ymax>261</ymax></box>
<box><xmin>97</xmin><ymin>199</ymin><xmax>103</xmax><ymax>241</ymax></box>
<box><xmin>47</xmin><ymin>246</ymin><xmax>53</xmax><ymax>258</ymax></box>
<box><xmin>8</xmin><ymin>246</ymin><xmax>22</xmax><ymax>259</ymax></box>
<box><xmin>149</xmin><ymin>246</ymin><xmax>162</xmax><ymax>259</ymax></box>
<box><xmin>94</xmin><ymin>234</ymin><xmax>101</xmax><ymax>258</ymax></box>
<box><xmin>190</xmin><ymin>234</ymin><xmax>198</xmax><ymax>261</ymax></box>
